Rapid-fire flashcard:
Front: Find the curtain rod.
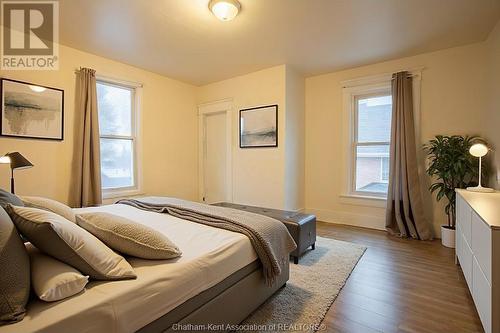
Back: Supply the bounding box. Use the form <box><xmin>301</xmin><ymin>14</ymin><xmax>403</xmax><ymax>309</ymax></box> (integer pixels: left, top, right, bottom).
<box><xmin>341</xmin><ymin>67</ymin><xmax>424</xmax><ymax>88</ymax></box>
<box><xmin>391</xmin><ymin>73</ymin><xmax>419</xmax><ymax>80</ymax></box>
<box><xmin>74</xmin><ymin>68</ymin><xmax>143</xmax><ymax>88</ymax></box>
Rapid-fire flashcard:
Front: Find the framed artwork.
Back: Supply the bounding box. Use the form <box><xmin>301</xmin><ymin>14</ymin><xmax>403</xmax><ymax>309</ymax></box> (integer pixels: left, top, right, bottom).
<box><xmin>239</xmin><ymin>104</ymin><xmax>278</xmax><ymax>148</ymax></box>
<box><xmin>1</xmin><ymin>78</ymin><xmax>64</xmax><ymax>140</ymax></box>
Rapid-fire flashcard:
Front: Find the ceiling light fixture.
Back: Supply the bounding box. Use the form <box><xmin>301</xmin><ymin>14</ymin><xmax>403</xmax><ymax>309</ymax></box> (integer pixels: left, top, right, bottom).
<box><xmin>209</xmin><ymin>0</ymin><xmax>241</xmax><ymax>21</ymax></box>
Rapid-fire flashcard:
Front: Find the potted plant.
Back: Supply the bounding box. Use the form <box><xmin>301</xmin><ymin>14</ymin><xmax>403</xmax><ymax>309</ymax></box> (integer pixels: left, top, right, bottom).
<box><xmin>424</xmin><ymin>135</ymin><xmax>481</xmax><ymax>248</ymax></box>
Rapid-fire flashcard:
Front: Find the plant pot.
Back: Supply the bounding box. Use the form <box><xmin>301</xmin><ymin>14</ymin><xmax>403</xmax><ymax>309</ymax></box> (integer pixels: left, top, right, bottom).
<box><xmin>441</xmin><ymin>226</ymin><xmax>456</xmax><ymax>248</ymax></box>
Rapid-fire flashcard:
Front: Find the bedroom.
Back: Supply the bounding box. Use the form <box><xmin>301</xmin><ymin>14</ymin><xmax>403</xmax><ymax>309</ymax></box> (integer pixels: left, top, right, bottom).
<box><xmin>0</xmin><ymin>0</ymin><xmax>499</xmax><ymax>332</ymax></box>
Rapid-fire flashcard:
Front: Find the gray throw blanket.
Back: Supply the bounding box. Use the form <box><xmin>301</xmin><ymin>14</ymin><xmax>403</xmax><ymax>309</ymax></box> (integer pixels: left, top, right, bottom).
<box><xmin>117</xmin><ymin>197</ymin><xmax>296</xmax><ymax>284</ymax></box>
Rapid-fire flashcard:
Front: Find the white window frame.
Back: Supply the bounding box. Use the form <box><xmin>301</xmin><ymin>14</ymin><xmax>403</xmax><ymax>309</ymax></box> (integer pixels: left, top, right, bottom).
<box><xmin>97</xmin><ymin>76</ymin><xmax>143</xmax><ymax>199</ymax></box>
<box><xmin>351</xmin><ymin>90</ymin><xmax>392</xmax><ymax>198</ymax></box>
<box><xmin>340</xmin><ymin>70</ymin><xmax>422</xmax><ymax>207</ymax></box>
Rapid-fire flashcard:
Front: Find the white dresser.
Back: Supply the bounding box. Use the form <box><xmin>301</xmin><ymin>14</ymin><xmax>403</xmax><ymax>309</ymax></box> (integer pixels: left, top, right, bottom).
<box><xmin>456</xmin><ymin>189</ymin><xmax>500</xmax><ymax>333</ymax></box>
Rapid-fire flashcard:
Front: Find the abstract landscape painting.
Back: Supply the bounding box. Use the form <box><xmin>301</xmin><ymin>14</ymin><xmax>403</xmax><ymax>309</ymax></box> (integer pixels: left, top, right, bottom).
<box><xmin>1</xmin><ymin>79</ymin><xmax>64</xmax><ymax>140</ymax></box>
<box><xmin>240</xmin><ymin>105</ymin><xmax>278</xmax><ymax>148</ymax></box>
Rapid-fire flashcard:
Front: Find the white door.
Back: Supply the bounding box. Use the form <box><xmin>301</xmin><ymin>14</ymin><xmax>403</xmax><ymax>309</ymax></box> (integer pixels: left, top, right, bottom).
<box><xmin>203</xmin><ymin>112</ymin><xmax>227</xmax><ymax>203</ymax></box>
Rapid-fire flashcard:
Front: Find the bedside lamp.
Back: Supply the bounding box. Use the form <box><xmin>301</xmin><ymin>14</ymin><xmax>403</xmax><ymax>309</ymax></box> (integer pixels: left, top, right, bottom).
<box><xmin>0</xmin><ymin>152</ymin><xmax>34</xmax><ymax>194</ymax></box>
<box><xmin>467</xmin><ymin>141</ymin><xmax>494</xmax><ymax>193</ymax></box>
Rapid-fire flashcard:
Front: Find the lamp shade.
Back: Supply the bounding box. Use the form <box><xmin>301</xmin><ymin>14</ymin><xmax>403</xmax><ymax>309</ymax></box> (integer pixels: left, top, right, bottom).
<box><xmin>466</xmin><ymin>139</ymin><xmax>494</xmax><ymax>193</ymax></box>
<box><xmin>469</xmin><ymin>143</ymin><xmax>489</xmax><ymax>158</ymax></box>
<box><xmin>0</xmin><ymin>152</ymin><xmax>33</xmax><ymax>169</ymax></box>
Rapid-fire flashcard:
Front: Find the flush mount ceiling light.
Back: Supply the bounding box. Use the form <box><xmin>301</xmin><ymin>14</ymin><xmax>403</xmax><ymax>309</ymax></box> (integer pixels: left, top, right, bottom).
<box><xmin>209</xmin><ymin>0</ymin><xmax>241</xmax><ymax>21</ymax></box>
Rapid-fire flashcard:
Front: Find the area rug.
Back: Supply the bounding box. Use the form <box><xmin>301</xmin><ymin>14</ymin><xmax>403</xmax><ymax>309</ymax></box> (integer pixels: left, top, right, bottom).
<box><xmin>240</xmin><ymin>236</ymin><xmax>366</xmax><ymax>333</ymax></box>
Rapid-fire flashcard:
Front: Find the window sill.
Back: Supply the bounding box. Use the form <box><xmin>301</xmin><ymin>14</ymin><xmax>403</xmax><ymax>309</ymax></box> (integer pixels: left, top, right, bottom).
<box><xmin>102</xmin><ymin>188</ymin><xmax>144</xmax><ymax>200</ymax></box>
<box><xmin>339</xmin><ymin>194</ymin><xmax>387</xmax><ymax>208</ymax></box>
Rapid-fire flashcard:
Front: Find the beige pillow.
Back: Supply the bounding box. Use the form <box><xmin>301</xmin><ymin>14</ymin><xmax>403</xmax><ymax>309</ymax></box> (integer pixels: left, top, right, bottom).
<box><xmin>26</xmin><ymin>244</ymin><xmax>89</xmax><ymax>302</ymax></box>
<box><xmin>76</xmin><ymin>212</ymin><xmax>182</xmax><ymax>260</ymax></box>
<box><xmin>20</xmin><ymin>196</ymin><xmax>76</xmax><ymax>223</ymax></box>
<box><xmin>6</xmin><ymin>205</ymin><xmax>136</xmax><ymax>281</ymax></box>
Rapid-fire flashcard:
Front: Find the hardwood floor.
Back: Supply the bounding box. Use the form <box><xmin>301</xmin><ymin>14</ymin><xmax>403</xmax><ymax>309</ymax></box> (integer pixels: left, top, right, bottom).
<box><xmin>317</xmin><ymin>222</ymin><xmax>484</xmax><ymax>333</ymax></box>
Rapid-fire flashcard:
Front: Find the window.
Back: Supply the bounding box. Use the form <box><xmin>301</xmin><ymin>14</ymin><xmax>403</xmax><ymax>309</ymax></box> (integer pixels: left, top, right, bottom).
<box><xmin>341</xmin><ymin>71</ymin><xmax>420</xmax><ymax>208</ymax></box>
<box><xmin>96</xmin><ymin>80</ymin><xmax>138</xmax><ymax>196</ymax></box>
<box><xmin>381</xmin><ymin>156</ymin><xmax>390</xmax><ymax>182</ymax></box>
<box><xmin>352</xmin><ymin>93</ymin><xmax>392</xmax><ymax>197</ymax></box>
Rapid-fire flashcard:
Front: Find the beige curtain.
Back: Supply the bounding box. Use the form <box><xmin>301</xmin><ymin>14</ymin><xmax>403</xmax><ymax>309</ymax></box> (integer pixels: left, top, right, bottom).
<box><xmin>385</xmin><ymin>71</ymin><xmax>432</xmax><ymax>240</ymax></box>
<box><xmin>71</xmin><ymin>68</ymin><xmax>102</xmax><ymax>207</ymax></box>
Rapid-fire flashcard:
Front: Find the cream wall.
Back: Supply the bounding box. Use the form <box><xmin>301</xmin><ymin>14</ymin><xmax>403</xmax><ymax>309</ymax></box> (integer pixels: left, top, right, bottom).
<box><xmin>305</xmin><ymin>41</ymin><xmax>490</xmax><ymax>236</ymax></box>
<box><xmin>197</xmin><ymin>65</ymin><xmax>288</xmax><ymax>210</ymax></box>
<box><xmin>484</xmin><ymin>20</ymin><xmax>500</xmax><ymax>188</ymax></box>
<box><xmin>196</xmin><ymin>65</ymin><xmax>305</xmax><ymax>211</ymax></box>
<box><xmin>0</xmin><ymin>44</ymin><xmax>199</xmax><ymax>205</ymax></box>
<box><xmin>284</xmin><ymin>66</ymin><xmax>305</xmax><ymax>211</ymax></box>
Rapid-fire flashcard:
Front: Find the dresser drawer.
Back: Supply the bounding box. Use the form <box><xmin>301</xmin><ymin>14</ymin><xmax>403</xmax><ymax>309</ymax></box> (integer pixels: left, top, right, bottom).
<box><xmin>471</xmin><ymin>211</ymin><xmax>492</xmax><ymax>284</ymax></box>
<box><xmin>461</xmin><ymin>233</ymin><xmax>473</xmax><ymax>290</ymax></box>
<box><xmin>473</xmin><ymin>256</ymin><xmax>492</xmax><ymax>333</ymax></box>
<box><xmin>456</xmin><ymin>195</ymin><xmax>472</xmax><ymax>246</ymax></box>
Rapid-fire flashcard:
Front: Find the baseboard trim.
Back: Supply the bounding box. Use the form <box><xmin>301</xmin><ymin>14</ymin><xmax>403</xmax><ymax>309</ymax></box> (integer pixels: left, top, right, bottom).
<box><xmin>305</xmin><ymin>208</ymin><xmax>386</xmax><ymax>231</ymax></box>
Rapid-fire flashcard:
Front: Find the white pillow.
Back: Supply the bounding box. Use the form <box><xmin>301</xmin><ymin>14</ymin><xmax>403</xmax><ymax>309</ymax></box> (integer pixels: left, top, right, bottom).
<box><xmin>20</xmin><ymin>196</ymin><xmax>76</xmax><ymax>223</ymax></box>
<box><xmin>27</xmin><ymin>244</ymin><xmax>89</xmax><ymax>302</ymax></box>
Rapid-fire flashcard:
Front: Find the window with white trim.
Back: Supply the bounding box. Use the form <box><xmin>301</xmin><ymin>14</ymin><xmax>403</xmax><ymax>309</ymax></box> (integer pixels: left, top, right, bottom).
<box><xmin>96</xmin><ymin>80</ymin><xmax>138</xmax><ymax>195</ymax></box>
<box><xmin>351</xmin><ymin>90</ymin><xmax>392</xmax><ymax>197</ymax></box>
<box><xmin>341</xmin><ymin>71</ymin><xmax>421</xmax><ymax>205</ymax></box>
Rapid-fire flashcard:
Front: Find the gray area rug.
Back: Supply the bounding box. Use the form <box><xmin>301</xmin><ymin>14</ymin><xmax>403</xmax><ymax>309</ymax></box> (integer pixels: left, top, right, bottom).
<box><xmin>240</xmin><ymin>236</ymin><xmax>366</xmax><ymax>332</ymax></box>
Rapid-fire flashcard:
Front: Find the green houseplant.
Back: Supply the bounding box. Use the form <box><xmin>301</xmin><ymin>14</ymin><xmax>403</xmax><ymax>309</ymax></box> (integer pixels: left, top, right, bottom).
<box><xmin>424</xmin><ymin>135</ymin><xmax>481</xmax><ymax>247</ymax></box>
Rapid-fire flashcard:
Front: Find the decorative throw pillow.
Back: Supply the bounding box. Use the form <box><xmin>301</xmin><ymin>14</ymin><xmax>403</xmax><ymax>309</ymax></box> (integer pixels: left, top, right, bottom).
<box><xmin>6</xmin><ymin>205</ymin><xmax>136</xmax><ymax>280</ymax></box>
<box><xmin>0</xmin><ymin>206</ymin><xmax>30</xmax><ymax>325</ymax></box>
<box><xmin>26</xmin><ymin>244</ymin><xmax>89</xmax><ymax>302</ymax></box>
<box><xmin>76</xmin><ymin>212</ymin><xmax>182</xmax><ymax>260</ymax></box>
<box><xmin>20</xmin><ymin>196</ymin><xmax>76</xmax><ymax>223</ymax></box>
<box><xmin>0</xmin><ymin>189</ymin><xmax>24</xmax><ymax>209</ymax></box>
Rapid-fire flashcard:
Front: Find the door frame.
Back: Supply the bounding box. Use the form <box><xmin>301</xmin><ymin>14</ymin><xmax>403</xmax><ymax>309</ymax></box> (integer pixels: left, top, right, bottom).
<box><xmin>198</xmin><ymin>98</ymin><xmax>233</xmax><ymax>204</ymax></box>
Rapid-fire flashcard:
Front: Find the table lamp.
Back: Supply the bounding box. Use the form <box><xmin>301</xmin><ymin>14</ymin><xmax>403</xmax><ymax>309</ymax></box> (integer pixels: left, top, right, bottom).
<box><xmin>0</xmin><ymin>152</ymin><xmax>34</xmax><ymax>194</ymax></box>
<box><xmin>466</xmin><ymin>141</ymin><xmax>494</xmax><ymax>193</ymax></box>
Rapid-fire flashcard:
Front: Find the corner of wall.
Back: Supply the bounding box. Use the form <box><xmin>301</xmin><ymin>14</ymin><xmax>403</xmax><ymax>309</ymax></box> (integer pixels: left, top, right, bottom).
<box><xmin>284</xmin><ymin>66</ymin><xmax>306</xmax><ymax>211</ymax></box>
<box><xmin>483</xmin><ymin>19</ymin><xmax>500</xmax><ymax>189</ymax></box>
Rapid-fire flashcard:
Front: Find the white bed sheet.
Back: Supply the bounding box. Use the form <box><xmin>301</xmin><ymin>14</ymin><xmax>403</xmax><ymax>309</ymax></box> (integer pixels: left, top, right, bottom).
<box><xmin>2</xmin><ymin>204</ymin><xmax>257</xmax><ymax>333</ymax></box>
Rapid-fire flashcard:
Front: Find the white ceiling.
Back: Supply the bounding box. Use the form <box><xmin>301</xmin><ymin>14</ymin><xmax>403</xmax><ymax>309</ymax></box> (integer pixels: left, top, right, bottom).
<box><xmin>59</xmin><ymin>0</ymin><xmax>500</xmax><ymax>86</ymax></box>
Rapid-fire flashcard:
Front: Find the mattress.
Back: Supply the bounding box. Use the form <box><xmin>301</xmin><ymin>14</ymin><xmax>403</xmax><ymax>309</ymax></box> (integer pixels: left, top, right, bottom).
<box><xmin>1</xmin><ymin>204</ymin><xmax>258</xmax><ymax>333</ymax></box>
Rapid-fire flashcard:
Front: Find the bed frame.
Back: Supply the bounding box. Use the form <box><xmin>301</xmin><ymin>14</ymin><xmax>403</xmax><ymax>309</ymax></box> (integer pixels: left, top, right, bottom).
<box><xmin>138</xmin><ymin>260</ymin><xmax>289</xmax><ymax>333</ymax></box>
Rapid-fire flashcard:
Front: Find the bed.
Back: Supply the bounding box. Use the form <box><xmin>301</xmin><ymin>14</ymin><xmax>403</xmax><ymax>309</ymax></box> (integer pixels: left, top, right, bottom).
<box><xmin>2</xmin><ymin>203</ymin><xmax>290</xmax><ymax>333</ymax></box>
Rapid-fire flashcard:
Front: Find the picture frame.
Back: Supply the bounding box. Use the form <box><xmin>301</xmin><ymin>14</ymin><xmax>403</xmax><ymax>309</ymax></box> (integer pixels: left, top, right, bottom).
<box><xmin>239</xmin><ymin>104</ymin><xmax>278</xmax><ymax>148</ymax></box>
<box><xmin>1</xmin><ymin>78</ymin><xmax>64</xmax><ymax>140</ymax></box>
